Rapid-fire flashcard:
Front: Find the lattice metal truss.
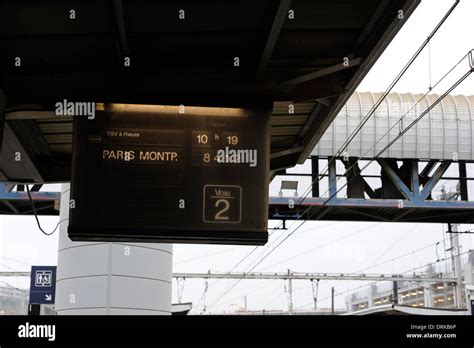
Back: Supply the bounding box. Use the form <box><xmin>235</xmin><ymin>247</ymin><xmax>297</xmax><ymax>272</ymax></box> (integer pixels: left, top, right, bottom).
<box><xmin>269</xmin><ymin>157</ymin><xmax>474</xmax><ymax>223</ymax></box>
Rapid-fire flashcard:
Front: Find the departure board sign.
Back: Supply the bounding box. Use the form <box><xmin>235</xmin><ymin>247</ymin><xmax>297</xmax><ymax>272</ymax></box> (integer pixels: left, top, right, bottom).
<box><xmin>67</xmin><ymin>104</ymin><xmax>270</xmax><ymax>245</ymax></box>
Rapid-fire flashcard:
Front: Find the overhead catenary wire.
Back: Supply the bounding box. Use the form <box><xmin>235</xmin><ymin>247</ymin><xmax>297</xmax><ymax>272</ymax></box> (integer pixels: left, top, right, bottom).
<box><xmin>174</xmin><ymin>247</ymin><xmax>241</xmax><ymax>265</ymax></box>
<box><xmin>400</xmin><ymin>249</ymin><xmax>472</xmax><ymax>276</ymax></box>
<box><xmin>206</xmin><ymin>219</ymin><xmax>307</xmax><ymax>311</ymax></box>
<box><xmin>295</xmin><ymin>281</ymin><xmax>376</xmax><ymax>310</ymax></box>
<box><xmin>261</xmin><ymin>283</ymin><xmax>311</xmax><ymax>310</ymax></box>
<box><xmin>357</xmin><ymin>224</ymin><xmax>418</xmax><ymax>273</ymax></box>
<box><xmin>208</xmin><ymin>232</ymin><xmax>457</xmax><ymax>311</ymax></box>
<box><xmin>208</xmin><ymin>222</ymin><xmax>378</xmax><ymax>310</ymax></box>
<box><xmin>206</xmin><ymin>222</ymin><xmax>337</xmax><ymax>303</ymax></box>
<box><xmin>358</xmin><ymin>236</ymin><xmax>453</xmax><ymax>273</ymax></box>
<box><xmin>0</xmin><ymin>279</ymin><xmax>27</xmax><ymax>292</ymax></box>
<box><xmin>259</xmin><ymin>222</ymin><xmax>380</xmax><ymax>271</ymax></box>
<box><xmin>217</xmin><ymin>281</ymin><xmax>277</xmax><ymax>307</ymax></box>
<box><xmin>244</xmin><ymin>222</ymin><xmax>339</xmax><ymax>271</ymax></box>
<box><xmin>0</xmin><ymin>255</ymin><xmax>30</xmax><ymax>266</ymax></box>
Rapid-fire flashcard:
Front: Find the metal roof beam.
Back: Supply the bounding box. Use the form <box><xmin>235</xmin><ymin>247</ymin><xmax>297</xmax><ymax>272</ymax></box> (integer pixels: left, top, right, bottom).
<box><xmin>278</xmin><ymin>58</ymin><xmax>362</xmax><ymax>88</ymax></box>
<box><xmin>295</xmin><ymin>102</ymin><xmax>325</xmax><ymax>145</ymax></box>
<box><xmin>257</xmin><ymin>0</ymin><xmax>292</xmax><ymax>79</ymax></box>
<box><xmin>113</xmin><ymin>0</ymin><xmax>129</xmax><ymax>57</ymax></box>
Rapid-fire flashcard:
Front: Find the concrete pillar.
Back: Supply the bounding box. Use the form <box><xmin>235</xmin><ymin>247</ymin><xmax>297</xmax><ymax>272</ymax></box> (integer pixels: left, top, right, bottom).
<box><xmin>55</xmin><ymin>184</ymin><xmax>173</xmax><ymax>315</ymax></box>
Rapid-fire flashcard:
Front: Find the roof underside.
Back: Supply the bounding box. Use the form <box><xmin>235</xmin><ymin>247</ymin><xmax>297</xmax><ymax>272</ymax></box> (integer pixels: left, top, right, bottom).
<box><xmin>0</xmin><ymin>0</ymin><xmax>419</xmax><ymax>183</ymax></box>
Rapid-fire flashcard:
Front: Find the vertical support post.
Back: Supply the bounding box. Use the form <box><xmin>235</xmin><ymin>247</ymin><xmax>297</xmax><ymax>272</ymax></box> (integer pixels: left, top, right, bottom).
<box><xmin>466</xmin><ymin>286</ymin><xmax>474</xmax><ymax>315</ymax></box>
<box><xmin>328</xmin><ymin>159</ymin><xmax>337</xmax><ymax>199</ymax></box>
<box><xmin>423</xmin><ymin>283</ymin><xmax>433</xmax><ymax>307</ymax></box>
<box><xmin>368</xmin><ymin>284</ymin><xmax>375</xmax><ymax>308</ymax></box>
<box><xmin>287</xmin><ymin>269</ymin><xmax>293</xmax><ymax>314</ymax></box>
<box><xmin>443</xmin><ymin>282</ymin><xmax>449</xmax><ymax>307</ymax></box>
<box><xmin>449</xmin><ymin>223</ymin><xmax>464</xmax><ymax>308</ymax></box>
<box><xmin>28</xmin><ymin>304</ymin><xmax>40</xmax><ymax>316</ymax></box>
<box><xmin>392</xmin><ymin>281</ymin><xmax>399</xmax><ymax>305</ymax></box>
<box><xmin>409</xmin><ymin>160</ymin><xmax>420</xmax><ymax>196</ymax></box>
<box><xmin>331</xmin><ymin>287</ymin><xmax>335</xmax><ymax>315</ymax></box>
<box><xmin>0</xmin><ymin>89</ymin><xmax>6</xmax><ymax>154</ymax></box>
<box><xmin>244</xmin><ymin>296</ymin><xmax>247</xmax><ymax>312</ymax></box>
<box><xmin>311</xmin><ymin>156</ymin><xmax>319</xmax><ymax>198</ymax></box>
<box><xmin>459</xmin><ymin>161</ymin><xmax>468</xmax><ymax>201</ymax></box>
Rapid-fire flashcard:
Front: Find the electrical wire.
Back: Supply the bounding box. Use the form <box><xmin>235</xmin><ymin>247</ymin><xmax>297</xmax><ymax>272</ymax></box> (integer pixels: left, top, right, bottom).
<box><xmin>400</xmin><ymin>249</ymin><xmax>472</xmax><ymax>275</ymax></box>
<box><xmin>206</xmin><ymin>219</ymin><xmax>307</xmax><ymax>310</ymax></box>
<box><xmin>357</xmin><ymin>224</ymin><xmax>418</xmax><ymax>273</ymax></box>
<box><xmin>174</xmin><ymin>247</ymin><xmax>240</xmax><ymax>265</ymax></box>
<box><xmin>244</xmin><ymin>222</ymin><xmax>338</xmax><ymax>272</ymax></box>
<box><xmin>26</xmin><ymin>185</ymin><xmax>65</xmax><ymax>236</ymax></box>
<box><xmin>218</xmin><ymin>281</ymin><xmax>276</xmax><ymax>307</ymax></box>
<box><xmin>0</xmin><ymin>255</ymin><xmax>30</xmax><ymax>266</ymax></box>
<box><xmin>0</xmin><ymin>279</ymin><xmax>27</xmax><ymax>292</ymax></box>
<box><xmin>358</xmin><ymin>236</ymin><xmax>452</xmax><ymax>273</ymax></box>
<box><xmin>259</xmin><ymin>222</ymin><xmax>380</xmax><ymax>271</ymax></box>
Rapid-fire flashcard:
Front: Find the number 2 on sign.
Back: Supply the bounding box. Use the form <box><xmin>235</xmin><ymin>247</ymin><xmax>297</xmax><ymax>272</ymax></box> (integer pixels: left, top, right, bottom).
<box><xmin>214</xmin><ymin>199</ymin><xmax>230</xmax><ymax>220</ymax></box>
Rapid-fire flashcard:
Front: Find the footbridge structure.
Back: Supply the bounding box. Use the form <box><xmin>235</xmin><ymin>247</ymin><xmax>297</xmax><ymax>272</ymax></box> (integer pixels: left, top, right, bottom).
<box><xmin>269</xmin><ymin>92</ymin><xmax>474</xmax><ymax>223</ymax></box>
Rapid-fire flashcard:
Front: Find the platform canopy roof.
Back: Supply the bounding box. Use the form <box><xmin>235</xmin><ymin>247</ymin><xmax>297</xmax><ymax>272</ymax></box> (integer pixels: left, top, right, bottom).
<box><xmin>0</xmin><ymin>0</ymin><xmax>419</xmax><ymax>182</ymax></box>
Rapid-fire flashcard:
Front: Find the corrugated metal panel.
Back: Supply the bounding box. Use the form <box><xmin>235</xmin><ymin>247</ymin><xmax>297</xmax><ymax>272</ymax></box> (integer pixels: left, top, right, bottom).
<box><xmin>38</xmin><ymin>122</ymin><xmax>73</xmax><ymax>133</ymax></box>
<box><xmin>43</xmin><ymin>134</ymin><xmax>72</xmax><ymax>144</ymax></box>
<box><xmin>271</xmin><ymin>126</ymin><xmax>301</xmax><ymax>136</ymax></box>
<box><xmin>312</xmin><ymin>92</ymin><xmax>474</xmax><ymax>160</ymax></box>
<box><xmin>272</xmin><ymin>101</ymin><xmax>316</xmax><ymax>115</ymax></box>
<box><xmin>271</xmin><ymin>115</ymin><xmax>308</xmax><ymax>126</ymax></box>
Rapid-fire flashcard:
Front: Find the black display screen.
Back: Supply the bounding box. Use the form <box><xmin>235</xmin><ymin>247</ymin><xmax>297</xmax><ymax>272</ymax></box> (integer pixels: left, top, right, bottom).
<box><xmin>67</xmin><ymin>104</ymin><xmax>270</xmax><ymax>245</ymax></box>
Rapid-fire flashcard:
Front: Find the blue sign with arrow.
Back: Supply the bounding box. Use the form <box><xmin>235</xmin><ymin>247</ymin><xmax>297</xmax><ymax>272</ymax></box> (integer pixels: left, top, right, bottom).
<box><xmin>29</xmin><ymin>266</ymin><xmax>57</xmax><ymax>305</ymax></box>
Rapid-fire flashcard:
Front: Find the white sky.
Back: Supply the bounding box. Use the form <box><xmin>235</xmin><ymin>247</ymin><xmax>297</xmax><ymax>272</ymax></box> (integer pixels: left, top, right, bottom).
<box><xmin>1</xmin><ymin>0</ymin><xmax>474</xmax><ymax>314</ymax></box>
